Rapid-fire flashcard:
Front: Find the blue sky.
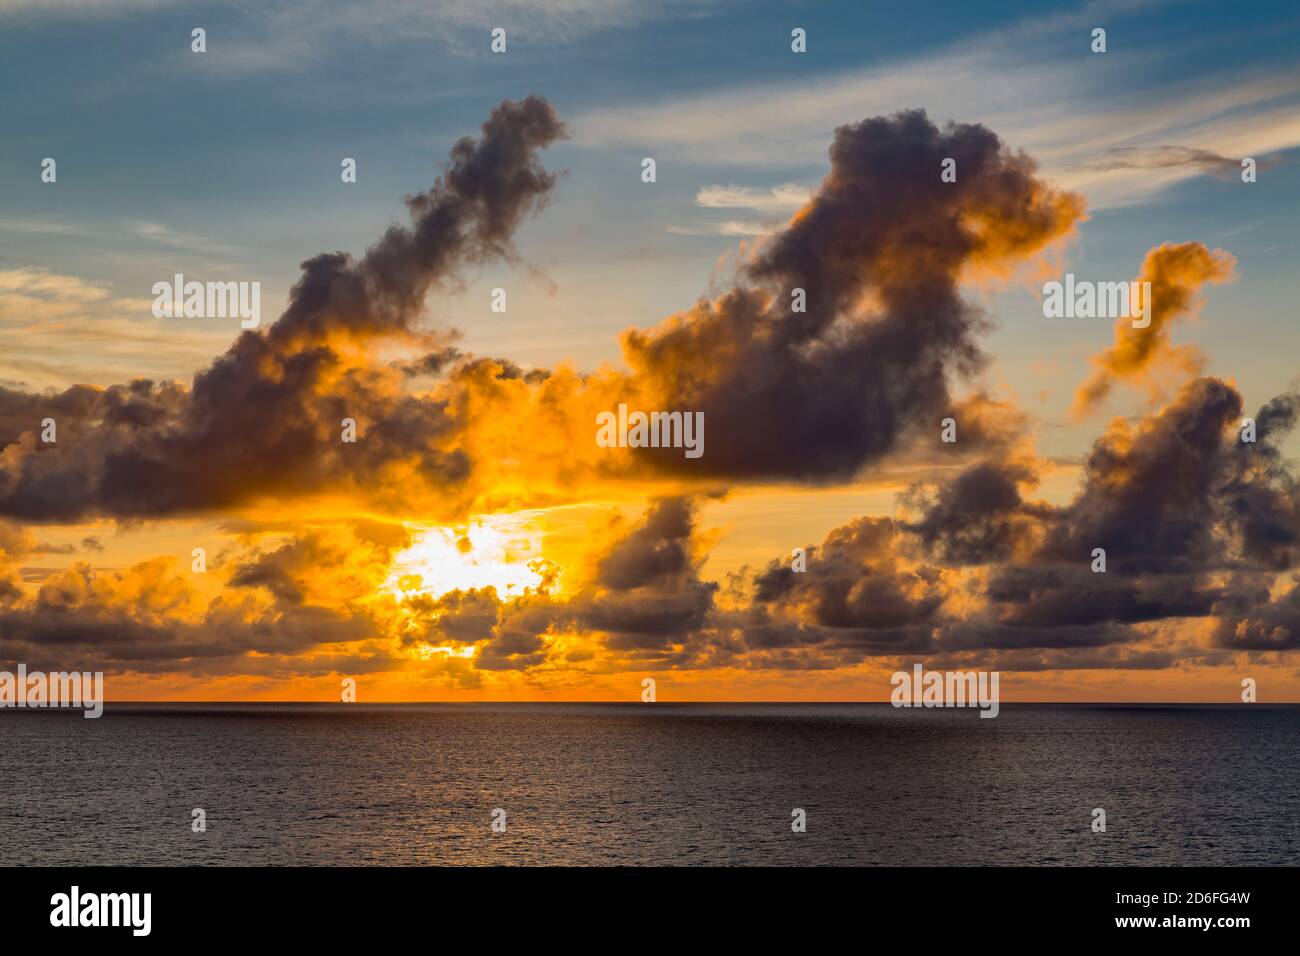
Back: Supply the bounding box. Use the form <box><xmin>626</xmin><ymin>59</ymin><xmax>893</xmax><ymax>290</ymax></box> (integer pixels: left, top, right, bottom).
<box><xmin>2</xmin><ymin>0</ymin><xmax>1299</xmax><ymax>460</ymax></box>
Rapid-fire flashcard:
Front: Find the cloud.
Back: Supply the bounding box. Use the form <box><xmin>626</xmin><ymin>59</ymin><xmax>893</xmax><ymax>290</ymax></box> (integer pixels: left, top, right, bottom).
<box><xmin>0</xmin><ymin>96</ymin><xmax>567</xmax><ymax>522</ymax></box>
<box><xmin>753</xmin><ymin>517</ymin><xmax>943</xmax><ymax>636</ymax></box>
<box><xmin>0</xmin><ymin>267</ymin><xmax>114</xmax><ymax>315</ymax></box>
<box><xmin>1071</xmin><ymin>145</ymin><xmax>1276</xmax><ymax>178</ymax></box>
<box><xmin>595</xmin><ymin>496</ymin><xmax>696</xmax><ymax>589</ymax></box>
<box><xmin>425</xmin><ymin>110</ymin><xmax>1078</xmax><ymax>512</ymax></box>
<box><xmin>0</xmin><ymin>218</ymin><xmax>90</xmax><ymax>237</ymax></box>
<box><xmin>3</xmin><ymin>93</ymin><xmax>1298</xmax><ymax>684</ymax></box>
<box><xmin>1074</xmin><ymin>242</ymin><xmax>1236</xmax><ymax>415</ymax></box>
<box><xmin>0</xmin><ymin>0</ymin><xmax>167</xmax><ymax>12</ymax></box>
<box><xmin>665</xmin><ymin>220</ymin><xmax>779</xmax><ymax>237</ymax></box>
<box><xmin>9</xmin><ymin>0</ymin><xmax>722</xmax><ymax>77</ymax></box>
<box><xmin>572</xmin><ymin>4</ymin><xmax>1300</xmax><ymax>209</ymax></box>
<box><xmin>0</xmin><ymin>101</ymin><xmax>1092</xmax><ymax>677</ymax></box>
<box><xmin>0</xmin><ymin>102</ymin><xmax>1071</xmax><ymax>528</ymax></box>
<box><xmin>617</xmin><ymin>109</ymin><xmax>1081</xmax><ymax>482</ymax></box>
<box><xmin>718</xmin><ymin>370</ymin><xmax>1300</xmax><ymax>667</ymax></box>
<box><xmin>1212</xmin><ymin>579</ymin><xmax>1300</xmax><ymax>650</ymax></box>
<box><xmin>695</xmin><ymin>183</ymin><xmax>811</xmax><ymax>211</ymax></box>
<box><xmin>128</xmin><ymin>221</ymin><xmax>239</xmax><ymax>258</ymax></box>
<box><xmin>901</xmin><ymin>456</ymin><xmax>1054</xmax><ymax>565</ymax></box>
<box><xmin>0</xmin><ymin>266</ymin><xmax>234</xmax><ymax>391</ymax></box>
<box><xmin>1047</xmin><ymin>378</ymin><xmax>1264</xmax><ymax>573</ymax></box>
<box><xmin>398</xmin><ymin>497</ymin><xmax>718</xmax><ymax>669</ymax></box>
<box><xmin>0</xmin><ymin>522</ymin><xmax>405</xmax><ymax>672</ymax></box>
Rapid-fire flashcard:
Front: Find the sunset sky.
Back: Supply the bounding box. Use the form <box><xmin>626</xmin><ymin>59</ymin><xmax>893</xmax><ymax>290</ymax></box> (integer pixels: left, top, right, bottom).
<box><xmin>2</xmin><ymin>0</ymin><xmax>1300</xmax><ymax>701</ymax></box>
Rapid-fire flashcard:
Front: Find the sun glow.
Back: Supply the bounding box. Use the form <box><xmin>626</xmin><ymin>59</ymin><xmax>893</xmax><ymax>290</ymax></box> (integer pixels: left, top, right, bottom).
<box><xmin>386</xmin><ymin>515</ymin><xmax>547</xmax><ymax>600</ymax></box>
<box><xmin>415</xmin><ymin>644</ymin><xmax>478</xmax><ymax>660</ymax></box>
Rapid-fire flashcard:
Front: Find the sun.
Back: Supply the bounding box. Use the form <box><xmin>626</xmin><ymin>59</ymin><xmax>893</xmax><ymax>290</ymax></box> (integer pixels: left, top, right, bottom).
<box><xmin>385</xmin><ymin>514</ymin><xmax>548</xmax><ymax>601</ymax></box>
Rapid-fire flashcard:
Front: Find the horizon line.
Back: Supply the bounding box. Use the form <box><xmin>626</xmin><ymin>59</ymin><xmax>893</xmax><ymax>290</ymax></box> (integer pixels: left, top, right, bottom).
<box><xmin>8</xmin><ymin>699</ymin><xmax>1293</xmax><ymax>706</ymax></box>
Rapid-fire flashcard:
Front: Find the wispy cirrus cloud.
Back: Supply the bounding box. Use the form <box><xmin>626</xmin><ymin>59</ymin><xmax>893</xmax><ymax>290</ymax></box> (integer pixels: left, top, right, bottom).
<box><xmin>0</xmin><ymin>0</ymin><xmax>726</xmax><ymax>72</ymax></box>
<box><xmin>665</xmin><ymin>220</ymin><xmax>778</xmax><ymax>237</ymax></box>
<box><xmin>0</xmin><ymin>266</ymin><xmax>231</xmax><ymax>390</ymax></box>
<box><xmin>129</xmin><ymin>220</ymin><xmax>240</xmax><ymax>258</ymax></box>
<box><xmin>573</xmin><ymin>1</ymin><xmax>1300</xmax><ymax>209</ymax></box>
<box><xmin>1073</xmin><ymin>145</ymin><xmax>1258</xmax><ymax>176</ymax></box>
<box><xmin>0</xmin><ymin>0</ymin><xmax>167</xmax><ymax>11</ymax></box>
<box><xmin>0</xmin><ymin>217</ymin><xmax>90</xmax><ymax>237</ymax></box>
<box><xmin>667</xmin><ymin>183</ymin><xmax>813</xmax><ymax>238</ymax></box>
<box><xmin>695</xmin><ymin>183</ymin><xmax>811</xmax><ymax>211</ymax></box>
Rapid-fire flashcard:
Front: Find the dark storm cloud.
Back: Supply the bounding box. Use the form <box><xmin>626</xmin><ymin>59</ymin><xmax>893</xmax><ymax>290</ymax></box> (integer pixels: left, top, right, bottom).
<box><xmin>1220</xmin><ymin>391</ymin><xmax>1300</xmax><ymax>571</ymax></box>
<box><xmin>732</xmin><ymin>375</ymin><xmax>1300</xmax><ymax>664</ymax></box>
<box><xmin>923</xmin><ymin>380</ymin><xmax>1300</xmax><ymax>589</ymax></box>
<box><xmin>427</xmin><ymin>588</ymin><xmax>564</xmax><ymax>671</ymax></box>
<box><xmin>0</xmin><ymin>383</ymin><xmax>101</xmax><ymax>447</ymax></box>
<box><xmin>752</xmin><ymin>516</ymin><xmax>944</xmax><ymax>635</ymax></box>
<box><xmin>624</xmin><ymin>108</ymin><xmax>1082</xmax><ymax>481</ymax></box>
<box><xmin>1210</xmin><ymin>576</ymin><xmax>1300</xmax><ymax>650</ymax></box>
<box><xmin>595</xmin><ymin>497</ymin><xmax>695</xmax><ymax>589</ymax></box>
<box><xmin>947</xmin><ymin>646</ymin><xmax>1178</xmax><ymax>672</ymax></box>
<box><xmin>0</xmin><ymin>96</ymin><xmax>567</xmax><ymax>522</ymax></box>
<box><xmin>0</xmin><ymin>106</ymin><xmax>1080</xmax><ymax>525</ymax></box>
<box><xmin>0</xmin><ymin>560</ymin><xmax>376</xmax><ymax>668</ymax></box>
<box><xmin>981</xmin><ymin>565</ymin><xmax>1220</xmax><ymax>630</ymax></box>
<box><xmin>577</xmin><ymin>582</ymin><xmax>716</xmax><ymax>649</ymax></box>
<box><xmin>902</xmin><ymin>458</ymin><xmax>1054</xmax><ymax>565</ymax></box>
<box><xmin>576</xmin><ymin>496</ymin><xmax>717</xmax><ymax>652</ymax></box>
<box><xmin>1043</xmin><ymin>377</ymin><xmax>1287</xmax><ymax>575</ymax></box>
<box><xmin>411</xmin><ymin>587</ymin><xmax>502</xmax><ymax>646</ymax></box>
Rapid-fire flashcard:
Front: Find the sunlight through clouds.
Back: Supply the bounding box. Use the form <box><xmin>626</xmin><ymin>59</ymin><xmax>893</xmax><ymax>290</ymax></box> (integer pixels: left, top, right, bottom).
<box><xmin>386</xmin><ymin>515</ymin><xmax>548</xmax><ymax>601</ymax></box>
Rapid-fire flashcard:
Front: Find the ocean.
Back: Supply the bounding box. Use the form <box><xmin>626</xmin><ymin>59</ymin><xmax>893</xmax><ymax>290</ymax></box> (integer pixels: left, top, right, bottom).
<box><xmin>1</xmin><ymin>703</ymin><xmax>1296</xmax><ymax>866</ymax></box>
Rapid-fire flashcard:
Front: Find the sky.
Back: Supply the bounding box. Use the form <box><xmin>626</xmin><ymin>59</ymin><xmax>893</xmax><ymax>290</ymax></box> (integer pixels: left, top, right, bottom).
<box><xmin>1</xmin><ymin>0</ymin><xmax>1300</xmax><ymax>701</ymax></box>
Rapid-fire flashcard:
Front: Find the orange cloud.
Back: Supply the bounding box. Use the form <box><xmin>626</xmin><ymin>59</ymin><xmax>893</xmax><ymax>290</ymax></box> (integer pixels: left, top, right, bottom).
<box><xmin>1074</xmin><ymin>241</ymin><xmax>1236</xmax><ymax>415</ymax></box>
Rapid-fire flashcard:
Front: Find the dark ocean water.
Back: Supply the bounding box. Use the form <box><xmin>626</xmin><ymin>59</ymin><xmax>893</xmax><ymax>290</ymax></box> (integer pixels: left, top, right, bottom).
<box><xmin>1</xmin><ymin>703</ymin><xmax>1296</xmax><ymax>866</ymax></box>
